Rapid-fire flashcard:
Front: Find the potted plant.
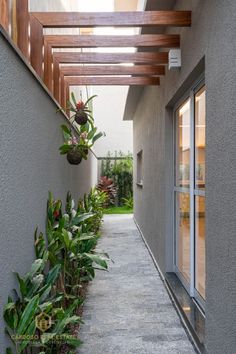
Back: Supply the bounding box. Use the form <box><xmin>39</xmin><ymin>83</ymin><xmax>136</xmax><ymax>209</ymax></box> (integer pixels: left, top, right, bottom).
<box><xmin>59</xmin><ymin>93</ymin><xmax>105</xmax><ymax>165</ymax></box>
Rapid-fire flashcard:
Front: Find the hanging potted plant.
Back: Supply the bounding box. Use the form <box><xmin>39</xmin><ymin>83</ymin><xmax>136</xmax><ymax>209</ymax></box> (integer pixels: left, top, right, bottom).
<box><xmin>59</xmin><ymin>93</ymin><xmax>105</xmax><ymax>165</ymax></box>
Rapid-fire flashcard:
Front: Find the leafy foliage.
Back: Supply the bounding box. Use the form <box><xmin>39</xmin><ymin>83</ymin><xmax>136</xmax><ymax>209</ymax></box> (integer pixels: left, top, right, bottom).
<box><xmin>45</xmin><ymin>191</ymin><xmax>109</xmax><ymax>298</ymax></box>
<box><xmin>4</xmin><ymin>190</ymin><xmax>109</xmax><ymax>353</ymax></box>
<box><xmin>101</xmin><ymin>151</ymin><xmax>133</xmax><ymax>206</ymax></box>
<box><xmin>122</xmin><ymin>193</ymin><xmax>134</xmax><ymax>209</ymax></box>
<box><xmin>59</xmin><ymin>93</ymin><xmax>105</xmax><ymax>165</ymax></box>
<box><xmin>97</xmin><ymin>176</ymin><xmax>117</xmax><ymax>207</ymax></box>
<box><xmin>77</xmin><ymin>188</ymin><xmax>108</xmax><ymax>233</ymax></box>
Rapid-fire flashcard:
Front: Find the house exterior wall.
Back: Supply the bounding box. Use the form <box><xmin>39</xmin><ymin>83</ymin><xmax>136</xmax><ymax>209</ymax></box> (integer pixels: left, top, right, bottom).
<box><xmin>0</xmin><ymin>33</ymin><xmax>97</xmax><ymax>348</ymax></box>
<box><xmin>132</xmin><ymin>1</ymin><xmax>236</xmax><ymax>353</ymax></box>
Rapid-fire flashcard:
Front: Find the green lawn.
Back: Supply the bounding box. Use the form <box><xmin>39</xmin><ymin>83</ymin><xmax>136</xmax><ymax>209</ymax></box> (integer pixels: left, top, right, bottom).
<box><xmin>103</xmin><ymin>206</ymin><xmax>133</xmax><ymax>214</ymax></box>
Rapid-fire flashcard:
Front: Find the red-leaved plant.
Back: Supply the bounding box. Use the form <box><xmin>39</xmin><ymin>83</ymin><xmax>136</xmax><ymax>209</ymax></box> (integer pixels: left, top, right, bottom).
<box><xmin>97</xmin><ymin>176</ymin><xmax>117</xmax><ymax>206</ymax></box>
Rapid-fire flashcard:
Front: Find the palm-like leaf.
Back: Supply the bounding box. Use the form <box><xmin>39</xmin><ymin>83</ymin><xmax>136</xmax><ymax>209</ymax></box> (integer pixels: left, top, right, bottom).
<box><xmin>17</xmin><ymin>295</ymin><xmax>39</xmax><ymax>335</ymax></box>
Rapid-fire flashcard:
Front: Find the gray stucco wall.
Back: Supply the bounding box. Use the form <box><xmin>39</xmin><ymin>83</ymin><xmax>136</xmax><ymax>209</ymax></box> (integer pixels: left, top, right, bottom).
<box><xmin>132</xmin><ymin>1</ymin><xmax>236</xmax><ymax>353</ymax></box>
<box><xmin>133</xmin><ymin>86</ymin><xmax>167</xmax><ymax>272</ymax></box>
<box><xmin>0</xmin><ymin>33</ymin><xmax>97</xmax><ymax>348</ymax></box>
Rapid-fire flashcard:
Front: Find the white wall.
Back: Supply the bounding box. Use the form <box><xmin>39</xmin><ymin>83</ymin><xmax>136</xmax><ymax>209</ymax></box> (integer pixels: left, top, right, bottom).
<box><xmin>30</xmin><ymin>0</ymin><xmax>80</xmax><ymax>11</ymax></box>
<box><xmin>91</xmin><ymin>86</ymin><xmax>133</xmax><ymax>157</ymax></box>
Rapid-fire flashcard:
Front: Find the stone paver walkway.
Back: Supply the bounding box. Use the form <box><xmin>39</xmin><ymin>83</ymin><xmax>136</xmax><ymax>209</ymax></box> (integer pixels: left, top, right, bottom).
<box><xmin>78</xmin><ymin>215</ymin><xmax>196</xmax><ymax>354</ymax></box>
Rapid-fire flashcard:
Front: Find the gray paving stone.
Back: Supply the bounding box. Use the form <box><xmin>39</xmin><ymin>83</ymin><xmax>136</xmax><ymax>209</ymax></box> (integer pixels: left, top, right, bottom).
<box><xmin>77</xmin><ymin>215</ymin><xmax>196</xmax><ymax>354</ymax></box>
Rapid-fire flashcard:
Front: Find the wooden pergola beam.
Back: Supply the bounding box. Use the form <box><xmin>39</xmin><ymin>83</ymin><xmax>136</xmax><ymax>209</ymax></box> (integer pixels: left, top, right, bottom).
<box><xmin>47</xmin><ymin>49</ymin><xmax>167</xmax><ymax>93</ymax></box>
<box><xmin>28</xmin><ymin>9</ymin><xmax>191</xmax><ymax>97</ymax></box>
<box><xmin>56</xmin><ymin>65</ymin><xmax>164</xmax><ymax>98</ymax></box>
<box><xmin>16</xmin><ymin>0</ymin><xmax>29</xmax><ymax>58</ymax></box>
<box><xmin>44</xmin><ymin>42</ymin><xmax>53</xmax><ymax>89</ymax></box>
<box><xmin>65</xmin><ymin>81</ymin><xmax>70</xmax><ymax>115</ymax></box>
<box><xmin>60</xmin><ymin>73</ymin><xmax>66</xmax><ymax>108</ymax></box>
<box><xmin>0</xmin><ymin>0</ymin><xmax>9</xmax><ymax>31</ymax></box>
<box><xmin>44</xmin><ymin>34</ymin><xmax>180</xmax><ymax>48</ymax></box>
<box><xmin>65</xmin><ymin>76</ymin><xmax>160</xmax><ymax>86</ymax></box>
<box><xmin>31</xmin><ymin>11</ymin><xmax>191</xmax><ymax>28</ymax></box>
<box><xmin>46</xmin><ymin>43</ymin><xmax>167</xmax><ymax>93</ymax></box>
<box><xmin>54</xmin><ymin>52</ymin><xmax>169</xmax><ymax>64</ymax></box>
<box><xmin>52</xmin><ymin>52</ymin><xmax>166</xmax><ymax>96</ymax></box>
<box><xmin>28</xmin><ymin>10</ymin><xmax>191</xmax><ymax>102</ymax></box>
<box><xmin>60</xmin><ymin>65</ymin><xmax>166</xmax><ymax>76</ymax></box>
<box><xmin>30</xmin><ymin>14</ymin><xmax>44</xmax><ymax>77</ymax></box>
<box><xmin>53</xmin><ymin>58</ymin><xmax>60</xmax><ymax>102</ymax></box>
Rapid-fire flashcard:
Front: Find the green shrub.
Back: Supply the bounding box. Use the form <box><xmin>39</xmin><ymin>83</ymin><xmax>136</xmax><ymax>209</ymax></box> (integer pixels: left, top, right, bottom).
<box><xmin>4</xmin><ymin>189</ymin><xmax>109</xmax><ymax>354</ymax></box>
<box><xmin>122</xmin><ymin>193</ymin><xmax>134</xmax><ymax>209</ymax></box>
<box><xmin>101</xmin><ymin>151</ymin><xmax>133</xmax><ymax>206</ymax></box>
<box><xmin>4</xmin><ymin>245</ymin><xmax>82</xmax><ymax>353</ymax></box>
<box><xmin>45</xmin><ymin>191</ymin><xmax>109</xmax><ymax>300</ymax></box>
<box><xmin>77</xmin><ymin>188</ymin><xmax>108</xmax><ymax>233</ymax></box>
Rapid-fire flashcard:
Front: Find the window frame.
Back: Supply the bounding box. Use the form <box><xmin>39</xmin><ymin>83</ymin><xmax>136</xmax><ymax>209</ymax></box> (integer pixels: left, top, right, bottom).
<box><xmin>136</xmin><ymin>149</ymin><xmax>143</xmax><ymax>187</ymax></box>
<box><xmin>173</xmin><ymin>75</ymin><xmax>206</xmax><ymax>310</ymax></box>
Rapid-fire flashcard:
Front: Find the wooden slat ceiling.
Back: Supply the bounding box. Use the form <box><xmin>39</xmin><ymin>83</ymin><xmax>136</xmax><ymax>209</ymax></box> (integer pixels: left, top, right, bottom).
<box><xmin>26</xmin><ymin>10</ymin><xmax>191</xmax><ymax>107</ymax></box>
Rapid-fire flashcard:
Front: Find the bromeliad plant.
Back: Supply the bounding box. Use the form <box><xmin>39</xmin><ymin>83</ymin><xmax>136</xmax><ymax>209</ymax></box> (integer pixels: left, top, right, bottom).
<box><xmin>59</xmin><ymin>93</ymin><xmax>105</xmax><ymax>165</ymax></box>
<box><xmin>97</xmin><ymin>176</ymin><xmax>117</xmax><ymax>207</ymax></box>
<box><xmin>4</xmin><ymin>189</ymin><xmax>109</xmax><ymax>354</ymax></box>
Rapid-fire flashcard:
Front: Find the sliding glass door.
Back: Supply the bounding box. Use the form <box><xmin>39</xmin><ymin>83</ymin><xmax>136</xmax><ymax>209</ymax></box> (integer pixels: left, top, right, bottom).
<box><xmin>174</xmin><ymin>81</ymin><xmax>206</xmax><ymax>306</ymax></box>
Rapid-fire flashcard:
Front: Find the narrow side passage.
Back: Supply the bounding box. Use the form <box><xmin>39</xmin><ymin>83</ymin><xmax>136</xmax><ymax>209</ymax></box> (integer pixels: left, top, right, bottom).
<box><xmin>77</xmin><ymin>215</ymin><xmax>196</xmax><ymax>354</ymax></box>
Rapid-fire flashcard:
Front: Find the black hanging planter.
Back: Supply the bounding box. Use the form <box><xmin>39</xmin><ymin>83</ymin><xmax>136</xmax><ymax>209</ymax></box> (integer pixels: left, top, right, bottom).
<box><xmin>59</xmin><ymin>93</ymin><xmax>104</xmax><ymax>166</ymax></box>
<box><xmin>75</xmin><ymin>110</ymin><xmax>88</xmax><ymax>125</ymax></box>
<box><xmin>66</xmin><ymin>148</ymin><xmax>83</xmax><ymax>165</ymax></box>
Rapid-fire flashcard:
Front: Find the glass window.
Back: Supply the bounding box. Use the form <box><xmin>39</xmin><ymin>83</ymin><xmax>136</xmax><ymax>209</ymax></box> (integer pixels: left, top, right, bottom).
<box><xmin>136</xmin><ymin>150</ymin><xmax>143</xmax><ymax>186</ymax></box>
<box><xmin>194</xmin><ymin>85</ymin><xmax>206</xmax><ymax>300</ymax></box>
<box><xmin>176</xmin><ymin>99</ymin><xmax>191</xmax><ymax>188</ymax></box>
<box><xmin>195</xmin><ymin>196</ymin><xmax>206</xmax><ymax>299</ymax></box>
<box><xmin>195</xmin><ymin>86</ymin><xmax>206</xmax><ymax>189</ymax></box>
<box><xmin>174</xmin><ymin>82</ymin><xmax>206</xmax><ymax>305</ymax></box>
<box><xmin>176</xmin><ymin>192</ymin><xmax>190</xmax><ymax>282</ymax></box>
